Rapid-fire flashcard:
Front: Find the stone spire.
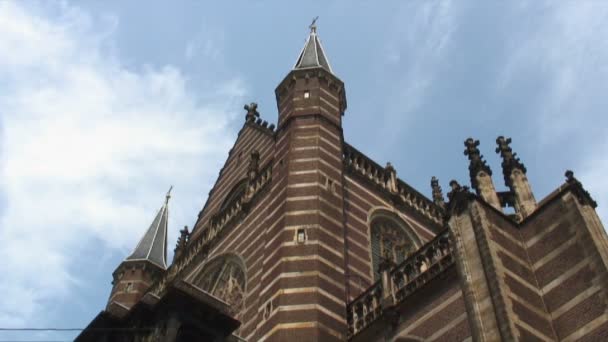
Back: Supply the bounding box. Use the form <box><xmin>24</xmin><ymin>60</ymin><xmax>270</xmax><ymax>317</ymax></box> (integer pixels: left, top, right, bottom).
<box><xmin>464</xmin><ymin>138</ymin><xmax>501</xmax><ymax>210</ymax></box>
<box><xmin>430</xmin><ymin>176</ymin><xmax>445</xmax><ymax>209</ymax></box>
<box><xmin>106</xmin><ymin>187</ymin><xmax>173</xmax><ymax>313</ymax></box>
<box><xmin>496</xmin><ymin>136</ymin><xmax>536</xmax><ymax>219</ymax></box>
<box><xmin>293</xmin><ymin>17</ymin><xmax>333</xmax><ymax>73</ymax></box>
<box><xmin>126</xmin><ymin>186</ymin><xmax>171</xmax><ymax>269</ymax></box>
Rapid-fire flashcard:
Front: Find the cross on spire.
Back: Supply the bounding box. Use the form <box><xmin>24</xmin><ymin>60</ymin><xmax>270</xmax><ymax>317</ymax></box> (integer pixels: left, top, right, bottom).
<box><xmin>293</xmin><ymin>18</ymin><xmax>333</xmax><ymax>73</ymax></box>
<box><xmin>309</xmin><ymin>16</ymin><xmax>318</xmax><ymax>33</ymax></box>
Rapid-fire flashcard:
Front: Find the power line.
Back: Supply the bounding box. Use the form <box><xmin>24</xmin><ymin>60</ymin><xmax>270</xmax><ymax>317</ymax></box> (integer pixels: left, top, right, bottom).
<box><xmin>0</xmin><ymin>327</ymin><xmax>155</xmax><ymax>332</ymax></box>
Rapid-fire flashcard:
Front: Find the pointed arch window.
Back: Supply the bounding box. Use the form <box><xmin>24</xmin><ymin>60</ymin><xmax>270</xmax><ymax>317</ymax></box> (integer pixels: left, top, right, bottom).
<box><xmin>192</xmin><ymin>254</ymin><xmax>246</xmax><ymax>315</ymax></box>
<box><xmin>370</xmin><ymin>212</ymin><xmax>421</xmax><ymax>281</ymax></box>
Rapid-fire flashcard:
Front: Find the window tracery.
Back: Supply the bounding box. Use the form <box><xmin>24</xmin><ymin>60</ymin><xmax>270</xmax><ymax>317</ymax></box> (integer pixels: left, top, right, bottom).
<box><xmin>370</xmin><ymin>214</ymin><xmax>420</xmax><ymax>281</ymax></box>
<box><xmin>193</xmin><ymin>254</ymin><xmax>246</xmax><ymax>315</ymax></box>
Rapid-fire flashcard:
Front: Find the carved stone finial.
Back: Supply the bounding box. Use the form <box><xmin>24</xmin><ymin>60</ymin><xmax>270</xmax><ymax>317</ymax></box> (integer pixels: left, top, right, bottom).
<box><xmin>445</xmin><ymin>180</ymin><xmax>473</xmax><ymax>216</ymax></box>
<box><xmin>564</xmin><ymin>170</ymin><xmax>597</xmax><ymax>208</ymax></box>
<box><xmin>496</xmin><ymin>136</ymin><xmax>526</xmax><ymax>187</ymax></box>
<box><xmin>247</xmin><ymin>150</ymin><xmax>260</xmax><ymax>181</ymax></box>
<box><xmin>565</xmin><ymin>170</ymin><xmax>575</xmax><ymax>182</ymax></box>
<box><xmin>385</xmin><ymin>162</ymin><xmax>394</xmax><ymax>172</ymax></box>
<box><xmin>174</xmin><ymin>225</ymin><xmax>190</xmax><ymax>259</ymax></box>
<box><xmin>463</xmin><ymin>138</ymin><xmax>492</xmax><ymax>191</ymax></box>
<box><xmin>244</xmin><ymin>102</ymin><xmax>259</xmax><ymax>121</ymax></box>
<box><xmin>431</xmin><ymin>176</ymin><xmax>445</xmax><ymax>208</ymax></box>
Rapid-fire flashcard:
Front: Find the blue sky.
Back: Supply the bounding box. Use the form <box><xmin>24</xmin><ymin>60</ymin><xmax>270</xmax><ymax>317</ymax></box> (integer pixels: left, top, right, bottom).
<box><xmin>1</xmin><ymin>1</ymin><xmax>607</xmax><ymax>341</ymax></box>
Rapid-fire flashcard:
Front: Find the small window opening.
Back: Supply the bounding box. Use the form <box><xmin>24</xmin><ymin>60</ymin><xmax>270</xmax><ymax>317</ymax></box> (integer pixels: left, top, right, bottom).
<box><xmin>263</xmin><ymin>300</ymin><xmax>273</xmax><ymax>319</ymax></box>
<box><xmin>304</xmin><ymin>91</ymin><xmax>310</xmax><ymax>99</ymax></box>
<box><xmin>125</xmin><ymin>282</ymin><xmax>133</xmax><ymax>292</ymax></box>
<box><xmin>296</xmin><ymin>228</ymin><xmax>307</xmax><ymax>244</ymax></box>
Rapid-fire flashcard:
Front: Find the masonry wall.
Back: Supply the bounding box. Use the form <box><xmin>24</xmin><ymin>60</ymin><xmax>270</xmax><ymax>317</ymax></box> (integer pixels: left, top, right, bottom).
<box><xmin>191</xmin><ymin>123</ymin><xmax>275</xmax><ymax>237</ymax></box>
<box><xmin>342</xmin><ymin>173</ymin><xmax>438</xmax><ymax>301</ymax></box>
<box><xmin>181</xmin><ymin>123</ymin><xmax>276</xmax><ymax>339</ymax></box>
<box><xmin>521</xmin><ymin>191</ymin><xmax>608</xmax><ymax>341</ymax></box>
<box><xmin>391</xmin><ymin>269</ymin><xmax>471</xmax><ymax>342</ymax></box>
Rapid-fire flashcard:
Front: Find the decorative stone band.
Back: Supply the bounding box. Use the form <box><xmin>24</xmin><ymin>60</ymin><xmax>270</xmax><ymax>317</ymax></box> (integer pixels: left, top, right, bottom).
<box><xmin>147</xmin><ymin>162</ymin><xmax>273</xmax><ymax>297</ymax></box>
<box><xmin>346</xmin><ymin>228</ymin><xmax>454</xmax><ymax>339</ymax></box>
<box><xmin>343</xmin><ymin>143</ymin><xmax>443</xmax><ymax>225</ymax></box>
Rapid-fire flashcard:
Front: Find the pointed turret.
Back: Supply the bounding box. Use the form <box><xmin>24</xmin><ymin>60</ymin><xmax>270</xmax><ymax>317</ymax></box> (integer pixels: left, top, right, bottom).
<box><xmin>126</xmin><ymin>187</ymin><xmax>170</xmax><ymax>268</ymax></box>
<box><xmin>275</xmin><ymin>19</ymin><xmax>347</xmax><ymax>129</ymax></box>
<box><xmin>293</xmin><ymin>17</ymin><xmax>333</xmax><ymax>73</ymax></box>
<box><xmin>106</xmin><ymin>187</ymin><xmax>172</xmax><ymax>314</ymax></box>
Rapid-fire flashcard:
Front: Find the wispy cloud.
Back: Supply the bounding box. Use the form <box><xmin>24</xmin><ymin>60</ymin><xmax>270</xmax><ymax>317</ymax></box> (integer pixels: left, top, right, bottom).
<box><xmin>0</xmin><ymin>1</ymin><xmax>246</xmax><ymax>326</ymax></box>
<box><xmin>497</xmin><ymin>1</ymin><xmax>608</xmax><ymax>223</ymax></box>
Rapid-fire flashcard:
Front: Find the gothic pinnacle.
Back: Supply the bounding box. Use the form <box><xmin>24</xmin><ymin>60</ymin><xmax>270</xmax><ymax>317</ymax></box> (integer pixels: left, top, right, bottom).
<box><xmin>495</xmin><ymin>136</ymin><xmax>527</xmax><ymax>187</ymax></box>
<box><xmin>463</xmin><ymin>138</ymin><xmax>492</xmax><ymax>192</ymax></box>
<box><xmin>431</xmin><ymin>176</ymin><xmax>445</xmax><ymax>208</ymax></box>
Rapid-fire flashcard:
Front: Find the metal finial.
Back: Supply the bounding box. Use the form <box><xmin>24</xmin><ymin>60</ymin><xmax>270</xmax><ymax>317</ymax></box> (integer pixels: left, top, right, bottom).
<box><xmin>165</xmin><ymin>185</ymin><xmax>173</xmax><ymax>204</ymax></box>
<box><xmin>309</xmin><ymin>16</ymin><xmax>319</xmax><ymax>33</ymax></box>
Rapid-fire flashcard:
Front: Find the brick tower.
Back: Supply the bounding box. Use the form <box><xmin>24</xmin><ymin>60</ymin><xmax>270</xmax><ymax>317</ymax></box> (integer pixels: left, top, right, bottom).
<box><xmin>257</xmin><ymin>20</ymin><xmax>348</xmax><ymax>340</ymax></box>
<box><xmin>106</xmin><ymin>188</ymin><xmax>170</xmax><ymax>316</ymax></box>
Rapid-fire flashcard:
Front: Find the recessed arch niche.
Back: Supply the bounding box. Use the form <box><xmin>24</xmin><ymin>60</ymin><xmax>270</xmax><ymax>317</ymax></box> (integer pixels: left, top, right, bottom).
<box><xmin>192</xmin><ymin>253</ymin><xmax>247</xmax><ymax>315</ymax></box>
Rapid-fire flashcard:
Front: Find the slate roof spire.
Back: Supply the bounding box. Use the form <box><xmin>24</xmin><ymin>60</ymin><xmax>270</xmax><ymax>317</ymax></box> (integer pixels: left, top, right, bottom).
<box><xmin>293</xmin><ymin>17</ymin><xmax>333</xmax><ymax>73</ymax></box>
<box><xmin>126</xmin><ymin>186</ymin><xmax>171</xmax><ymax>269</ymax></box>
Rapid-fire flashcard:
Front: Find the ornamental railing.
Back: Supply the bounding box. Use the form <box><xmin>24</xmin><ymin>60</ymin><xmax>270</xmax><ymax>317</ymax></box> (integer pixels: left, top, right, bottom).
<box><xmin>346</xmin><ymin>229</ymin><xmax>454</xmax><ymax>339</ymax></box>
<box><xmin>343</xmin><ymin>144</ymin><xmax>443</xmax><ymax>225</ymax></box>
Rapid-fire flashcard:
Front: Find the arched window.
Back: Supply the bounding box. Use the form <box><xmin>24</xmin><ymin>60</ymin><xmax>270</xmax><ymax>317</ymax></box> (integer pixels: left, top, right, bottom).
<box><xmin>219</xmin><ymin>179</ymin><xmax>247</xmax><ymax>212</ymax></box>
<box><xmin>192</xmin><ymin>254</ymin><xmax>247</xmax><ymax>315</ymax></box>
<box><xmin>370</xmin><ymin>211</ymin><xmax>421</xmax><ymax>281</ymax></box>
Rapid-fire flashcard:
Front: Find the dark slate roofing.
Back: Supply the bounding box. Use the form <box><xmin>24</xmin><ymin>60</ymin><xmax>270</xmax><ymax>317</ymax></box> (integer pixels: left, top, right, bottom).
<box><xmin>126</xmin><ymin>187</ymin><xmax>171</xmax><ymax>269</ymax></box>
<box><xmin>293</xmin><ymin>21</ymin><xmax>333</xmax><ymax>73</ymax></box>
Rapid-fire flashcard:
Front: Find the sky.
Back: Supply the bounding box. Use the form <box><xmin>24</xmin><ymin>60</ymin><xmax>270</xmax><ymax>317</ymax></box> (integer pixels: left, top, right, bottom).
<box><xmin>1</xmin><ymin>1</ymin><xmax>607</xmax><ymax>341</ymax></box>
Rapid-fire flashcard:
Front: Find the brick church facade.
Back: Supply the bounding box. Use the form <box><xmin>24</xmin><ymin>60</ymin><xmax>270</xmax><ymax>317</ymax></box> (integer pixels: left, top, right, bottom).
<box><xmin>78</xmin><ymin>24</ymin><xmax>608</xmax><ymax>341</ymax></box>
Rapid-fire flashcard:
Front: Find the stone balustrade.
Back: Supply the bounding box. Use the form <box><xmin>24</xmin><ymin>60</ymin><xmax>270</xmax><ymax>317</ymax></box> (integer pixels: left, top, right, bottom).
<box><xmin>346</xmin><ymin>228</ymin><xmax>453</xmax><ymax>339</ymax></box>
<box><xmin>343</xmin><ymin>144</ymin><xmax>443</xmax><ymax>224</ymax></box>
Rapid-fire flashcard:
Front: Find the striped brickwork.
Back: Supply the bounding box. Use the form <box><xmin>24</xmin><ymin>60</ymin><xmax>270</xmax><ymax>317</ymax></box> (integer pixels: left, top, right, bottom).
<box><xmin>342</xmin><ymin>175</ymin><xmax>438</xmax><ymax>300</ymax></box>
<box><xmin>450</xmin><ymin>183</ymin><xmax>608</xmax><ymax>341</ymax></box>
<box><xmin>191</xmin><ymin>123</ymin><xmax>275</xmax><ymax>237</ymax></box>
<box><xmin>521</xmin><ymin>191</ymin><xmax>608</xmax><ymax>341</ymax></box>
<box><xmin>392</xmin><ymin>269</ymin><xmax>471</xmax><ymax>342</ymax></box>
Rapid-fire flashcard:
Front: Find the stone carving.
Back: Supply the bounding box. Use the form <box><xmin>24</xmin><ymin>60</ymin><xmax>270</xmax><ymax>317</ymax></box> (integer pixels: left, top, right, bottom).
<box><xmin>565</xmin><ymin>170</ymin><xmax>597</xmax><ymax>208</ymax></box>
<box><xmin>463</xmin><ymin>138</ymin><xmax>492</xmax><ymax>191</ymax></box>
<box><xmin>244</xmin><ymin>102</ymin><xmax>259</xmax><ymax>121</ymax></box>
<box><xmin>431</xmin><ymin>176</ymin><xmax>445</xmax><ymax>208</ymax></box>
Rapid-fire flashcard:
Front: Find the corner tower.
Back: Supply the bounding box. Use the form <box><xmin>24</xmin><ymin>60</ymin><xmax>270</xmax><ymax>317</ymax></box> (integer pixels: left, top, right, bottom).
<box><xmin>275</xmin><ymin>19</ymin><xmax>347</xmax><ymax>129</ymax></box>
<box><xmin>106</xmin><ymin>188</ymin><xmax>170</xmax><ymax>315</ymax></box>
<box><xmin>257</xmin><ymin>21</ymin><xmax>348</xmax><ymax>341</ymax></box>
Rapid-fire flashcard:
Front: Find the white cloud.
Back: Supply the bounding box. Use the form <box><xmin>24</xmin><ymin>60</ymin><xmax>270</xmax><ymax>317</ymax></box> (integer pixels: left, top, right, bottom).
<box><xmin>0</xmin><ymin>2</ymin><xmax>245</xmax><ymax>326</ymax></box>
<box><xmin>498</xmin><ymin>1</ymin><xmax>608</xmax><ymax>224</ymax></box>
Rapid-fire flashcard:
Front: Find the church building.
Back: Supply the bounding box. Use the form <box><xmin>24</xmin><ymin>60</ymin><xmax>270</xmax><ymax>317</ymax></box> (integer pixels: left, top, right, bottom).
<box><xmin>77</xmin><ymin>23</ymin><xmax>608</xmax><ymax>341</ymax></box>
